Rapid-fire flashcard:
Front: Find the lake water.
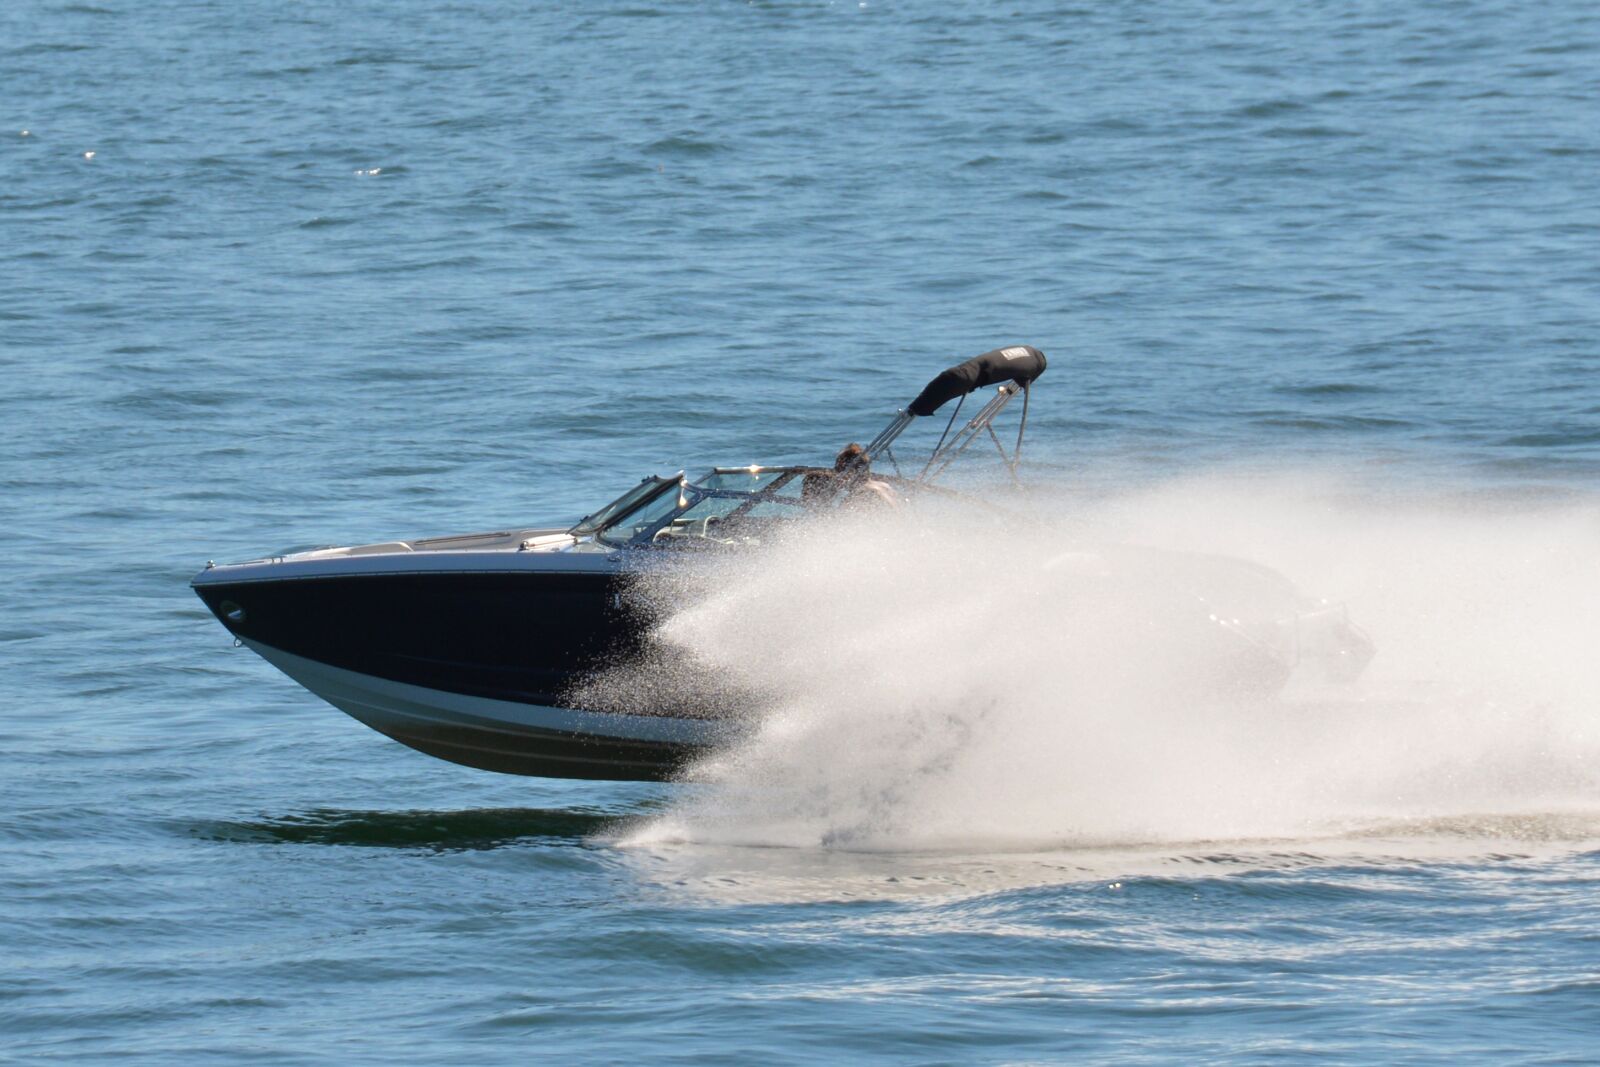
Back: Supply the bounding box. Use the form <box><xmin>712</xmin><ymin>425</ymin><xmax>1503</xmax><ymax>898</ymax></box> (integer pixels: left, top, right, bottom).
<box><xmin>4</xmin><ymin>0</ymin><xmax>1599</xmax><ymax>1061</ymax></box>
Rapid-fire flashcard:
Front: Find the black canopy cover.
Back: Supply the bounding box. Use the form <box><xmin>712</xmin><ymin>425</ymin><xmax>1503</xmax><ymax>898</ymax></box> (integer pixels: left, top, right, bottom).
<box><xmin>906</xmin><ymin>346</ymin><xmax>1047</xmax><ymax>417</ymax></box>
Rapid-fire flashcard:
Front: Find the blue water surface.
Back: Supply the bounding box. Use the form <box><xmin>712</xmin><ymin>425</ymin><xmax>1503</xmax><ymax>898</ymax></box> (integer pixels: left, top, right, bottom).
<box><xmin>4</xmin><ymin>1</ymin><xmax>1599</xmax><ymax>1062</ymax></box>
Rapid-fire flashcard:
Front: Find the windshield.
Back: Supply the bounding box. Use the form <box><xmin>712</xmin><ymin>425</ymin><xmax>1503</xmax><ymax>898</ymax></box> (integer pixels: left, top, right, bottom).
<box><xmin>641</xmin><ymin>489</ymin><xmax>809</xmax><ymax>545</ymax></box>
<box><xmin>590</xmin><ymin>467</ymin><xmax>815</xmax><ymax>547</ymax></box>
<box><xmin>695</xmin><ymin>468</ymin><xmax>790</xmax><ymax>492</ymax></box>
<box><xmin>596</xmin><ymin>480</ymin><xmax>692</xmax><ymax>546</ymax></box>
<box><xmin>569</xmin><ymin>475</ymin><xmax>681</xmax><ymax>537</ymax></box>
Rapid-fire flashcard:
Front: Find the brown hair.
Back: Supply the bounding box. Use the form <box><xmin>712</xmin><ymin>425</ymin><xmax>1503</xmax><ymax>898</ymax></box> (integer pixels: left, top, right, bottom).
<box><xmin>833</xmin><ymin>442</ymin><xmax>867</xmax><ymax>472</ymax></box>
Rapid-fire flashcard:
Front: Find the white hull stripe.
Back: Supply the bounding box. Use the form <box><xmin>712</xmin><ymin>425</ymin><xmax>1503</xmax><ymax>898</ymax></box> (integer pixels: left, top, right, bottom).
<box><xmin>243</xmin><ymin>641</ymin><xmax>739</xmax><ymax>746</ymax></box>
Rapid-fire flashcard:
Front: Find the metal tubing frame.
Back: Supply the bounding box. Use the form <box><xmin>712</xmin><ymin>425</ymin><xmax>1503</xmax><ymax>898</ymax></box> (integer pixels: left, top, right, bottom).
<box><xmin>858</xmin><ymin>379</ymin><xmax>1034</xmax><ymax>487</ymax></box>
<box><xmin>863</xmin><ymin>410</ymin><xmax>915</xmax><ymax>460</ymax></box>
<box><xmin>919</xmin><ymin>381</ymin><xmax>1024</xmax><ymax>483</ymax></box>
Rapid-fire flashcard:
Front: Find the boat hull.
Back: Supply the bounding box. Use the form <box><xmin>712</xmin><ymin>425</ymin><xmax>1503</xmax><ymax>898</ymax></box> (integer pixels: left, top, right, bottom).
<box><xmin>194</xmin><ymin>565</ymin><xmax>630</xmax><ymax>706</ymax></box>
<box><xmin>193</xmin><ymin>553</ymin><xmax>735</xmax><ymax>780</ymax></box>
<box><xmin>244</xmin><ymin>641</ymin><xmax>729</xmax><ymax>780</ymax></box>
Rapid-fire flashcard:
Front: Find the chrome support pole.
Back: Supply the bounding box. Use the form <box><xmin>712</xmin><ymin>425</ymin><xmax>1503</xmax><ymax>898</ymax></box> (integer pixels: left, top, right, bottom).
<box><xmin>919</xmin><ymin>383</ymin><xmax>1019</xmax><ymax>483</ymax></box>
<box><xmin>863</xmin><ymin>410</ymin><xmax>915</xmax><ymax>460</ymax></box>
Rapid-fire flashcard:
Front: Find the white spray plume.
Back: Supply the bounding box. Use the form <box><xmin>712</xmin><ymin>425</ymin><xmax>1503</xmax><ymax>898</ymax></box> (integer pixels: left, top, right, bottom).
<box><xmin>614</xmin><ymin>472</ymin><xmax>1600</xmax><ymax>853</ymax></box>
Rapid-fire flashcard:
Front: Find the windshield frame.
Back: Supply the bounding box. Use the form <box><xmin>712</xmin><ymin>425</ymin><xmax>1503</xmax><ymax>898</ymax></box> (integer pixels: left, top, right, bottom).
<box><xmin>590</xmin><ymin>465</ymin><xmax>816</xmax><ymax>548</ymax></box>
<box><xmin>569</xmin><ymin>474</ymin><xmax>684</xmax><ymax>538</ymax></box>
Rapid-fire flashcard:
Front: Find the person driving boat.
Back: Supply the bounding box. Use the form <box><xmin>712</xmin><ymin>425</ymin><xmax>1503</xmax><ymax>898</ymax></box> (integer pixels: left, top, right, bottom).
<box><xmin>832</xmin><ymin>443</ymin><xmax>898</xmax><ymax>508</ymax></box>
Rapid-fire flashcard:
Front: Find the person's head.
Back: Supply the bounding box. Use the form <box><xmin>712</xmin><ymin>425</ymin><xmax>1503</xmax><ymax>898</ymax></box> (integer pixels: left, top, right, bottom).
<box><xmin>833</xmin><ymin>442</ymin><xmax>868</xmax><ymax>473</ymax></box>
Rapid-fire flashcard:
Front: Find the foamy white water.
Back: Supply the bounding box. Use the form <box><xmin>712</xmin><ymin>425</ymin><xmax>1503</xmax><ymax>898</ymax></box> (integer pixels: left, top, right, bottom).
<box><xmin>618</xmin><ymin>474</ymin><xmax>1600</xmax><ymax>852</ymax></box>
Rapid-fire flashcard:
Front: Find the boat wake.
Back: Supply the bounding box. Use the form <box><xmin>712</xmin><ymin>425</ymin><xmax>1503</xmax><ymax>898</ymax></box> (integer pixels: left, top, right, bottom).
<box><xmin>613</xmin><ymin>472</ymin><xmax>1600</xmax><ymax>856</ymax></box>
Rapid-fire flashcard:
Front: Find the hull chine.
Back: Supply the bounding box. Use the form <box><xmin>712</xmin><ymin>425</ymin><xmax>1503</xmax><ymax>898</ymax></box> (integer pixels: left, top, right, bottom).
<box><xmin>243</xmin><ymin>641</ymin><xmax>729</xmax><ymax>782</ymax></box>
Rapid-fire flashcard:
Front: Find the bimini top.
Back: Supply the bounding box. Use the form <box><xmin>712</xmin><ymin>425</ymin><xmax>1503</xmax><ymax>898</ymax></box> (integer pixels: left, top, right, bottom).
<box><xmin>907</xmin><ymin>345</ymin><xmax>1047</xmax><ymax>416</ymax></box>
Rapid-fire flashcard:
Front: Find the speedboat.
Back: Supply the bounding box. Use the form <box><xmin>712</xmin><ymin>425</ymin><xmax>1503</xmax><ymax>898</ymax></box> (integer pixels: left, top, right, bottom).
<box><xmin>193</xmin><ymin>346</ymin><xmax>1372</xmax><ymax>780</ymax></box>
